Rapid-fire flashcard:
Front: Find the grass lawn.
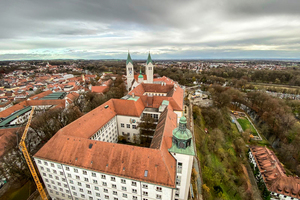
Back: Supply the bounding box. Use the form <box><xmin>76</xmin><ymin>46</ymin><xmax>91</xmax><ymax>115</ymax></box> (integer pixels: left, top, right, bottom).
<box><xmin>237</xmin><ymin>117</ymin><xmax>258</xmax><ymax>136</ymax></box>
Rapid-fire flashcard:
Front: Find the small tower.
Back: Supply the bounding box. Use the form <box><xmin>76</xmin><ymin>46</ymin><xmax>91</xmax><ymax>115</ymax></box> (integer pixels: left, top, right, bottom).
<box><xmin>126</xmin><ymin>52</ymin><xmax>134</xmax><ymax>91</ymax></box>
<box><xmin>145</xmin><ymin>52</ymin><xmax>153</xmax><ymax>83</ymax></box>
<box><xmin>138</xmin><ymin>67</ymin><xmax>144</xmax><ymax>83</ymax></box>
<box><xmin>169</xmin><ymin>116</ymin><xmax>195</xmax><ymax>200</ymax></box>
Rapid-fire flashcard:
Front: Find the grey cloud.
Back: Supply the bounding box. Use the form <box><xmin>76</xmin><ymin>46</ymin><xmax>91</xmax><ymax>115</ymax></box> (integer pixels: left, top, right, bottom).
<box><xmin>0</xmin><ymin>0</ymin><xmax>300</xmax><ymax>60</ymax></box>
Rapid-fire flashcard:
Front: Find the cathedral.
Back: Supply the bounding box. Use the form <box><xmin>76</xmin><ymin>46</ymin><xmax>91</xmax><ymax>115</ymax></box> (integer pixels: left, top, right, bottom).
<box><xmin>126</xmin><ymin>52</ymin><xmax>154</xmax><ymax>91</ymax></box>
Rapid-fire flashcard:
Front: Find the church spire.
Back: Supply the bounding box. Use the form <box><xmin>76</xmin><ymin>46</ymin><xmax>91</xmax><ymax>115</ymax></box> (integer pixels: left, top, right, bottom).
<box><xmin>126</xmin><ymin>51</ymin><xmax>133</xmax><ymax>65</ymax></box>
<box><xmin>146</xmin><ymin>52</ymin><xmax>153</xmax><ymax>65</ymax></box>
<box><xmin>138</xmin><ymin>67</ymin><xmax>143</xmax><ymax>78</ymax></box>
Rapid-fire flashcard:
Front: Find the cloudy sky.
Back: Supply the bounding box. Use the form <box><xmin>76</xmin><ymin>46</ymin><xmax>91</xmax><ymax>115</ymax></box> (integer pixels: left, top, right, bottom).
<box><xmin>1</xmin><ymin>0</ymin><xmax>300</xmax><ymax>60</ymax></box>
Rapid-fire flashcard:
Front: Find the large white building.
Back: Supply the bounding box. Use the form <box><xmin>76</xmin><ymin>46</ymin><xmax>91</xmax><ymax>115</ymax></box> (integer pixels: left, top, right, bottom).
<box><xmin>34</xmin><ymin>55</ymin><xmax>194</xmax><ymax>200</ymax></box>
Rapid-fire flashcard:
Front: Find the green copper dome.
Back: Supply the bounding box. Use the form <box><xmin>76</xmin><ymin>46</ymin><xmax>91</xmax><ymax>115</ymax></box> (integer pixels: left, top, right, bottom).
<box><xmin>138</xmin><ymin>68</ymin><xmax>143</xmax><ymax>78</ymax></box>
<box><xmin>168</xmin><ymin>115</ymin><xmax>195</xmax><ymax>156</ymax></box>
<box><xmin>180</xmin><ymin>116</ymin><xmax>187</xmax><ymax>124</ymax></box>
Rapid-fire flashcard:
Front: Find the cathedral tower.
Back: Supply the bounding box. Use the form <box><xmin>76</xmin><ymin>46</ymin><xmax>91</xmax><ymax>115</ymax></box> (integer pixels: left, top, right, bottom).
<box><xmin>145</xmin><ymin>52</ymin><xmax>153</xmax><ymax>83</ymax></box>
<box><xmin>126</xmin><ymin>52</ymin><xmax>134</xmax><ymax>90</ymax></box>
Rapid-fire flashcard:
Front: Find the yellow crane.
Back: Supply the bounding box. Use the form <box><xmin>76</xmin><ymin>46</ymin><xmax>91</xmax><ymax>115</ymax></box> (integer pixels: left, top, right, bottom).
<box><xmin>19</xmin><ymin>107</ymin><xmax>48</xmax><ymax>200</ymax></box>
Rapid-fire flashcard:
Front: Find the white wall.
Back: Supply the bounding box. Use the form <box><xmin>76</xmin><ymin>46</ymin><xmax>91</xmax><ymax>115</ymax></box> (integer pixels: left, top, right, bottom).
<box><xmin>170</xmin><ymin>153</ymin><xmax>193</xmax><ymax>200</ymax></box>
<box><xmin>116</xmin><ymin>115</ymin><xmax>140</xmax><ymax>143</ymax></box>
<box><xmin>34</xmin><ymin>158</ymin><xmax>175</xmax><ymax>200</ymax></box>
<box><xmin>90</xmin><ymin>117</ymin><xmax>118</xmax><ymax>143</ymax></box>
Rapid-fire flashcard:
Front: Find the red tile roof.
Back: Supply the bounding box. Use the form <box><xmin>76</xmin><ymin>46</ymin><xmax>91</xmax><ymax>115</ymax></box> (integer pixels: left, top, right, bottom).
<box><xmin>250</xmin><ymin>146</ymin><xmax>300</xmax><ymax>198</ymax></box>
<box><xmin>28</xmin><ymin>90</ymin><xmax>52</xmax><ymax>100</ymax></box>
<box><xmin>91</xmin><ymin>86</ymin><xmax>109</xmax><ymax>93</ymax></box>
<box><xmin>34</xmin><ymin>97</ymin><xmax>177</xmax><ymax>187</ymax></box>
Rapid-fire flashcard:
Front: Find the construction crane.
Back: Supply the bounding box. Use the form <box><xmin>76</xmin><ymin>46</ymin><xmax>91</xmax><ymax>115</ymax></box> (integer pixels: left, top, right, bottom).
<box><xmin>19</xmin><ymin>107</ymin><xmax>48</xmax><ymax>200</ymax></box>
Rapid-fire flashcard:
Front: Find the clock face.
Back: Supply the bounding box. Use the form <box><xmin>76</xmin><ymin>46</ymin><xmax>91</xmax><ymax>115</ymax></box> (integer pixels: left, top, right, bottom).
<box><xmin>129</xmin><ymin>70</ymin><xmax>132</xmax><ymax>75</ymax></box>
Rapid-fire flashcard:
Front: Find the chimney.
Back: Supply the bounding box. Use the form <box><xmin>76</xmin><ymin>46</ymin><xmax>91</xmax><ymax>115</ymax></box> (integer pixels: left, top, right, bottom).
<box><xmin>132</xmin><ymin>93</ymin><xmax>135</xmax><ymax>98</ymax></box>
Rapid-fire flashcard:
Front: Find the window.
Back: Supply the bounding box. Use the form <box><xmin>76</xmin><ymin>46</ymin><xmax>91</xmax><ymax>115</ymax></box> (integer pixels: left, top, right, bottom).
<box><xmin>132</xmin><ymin>181</ymin><xmax>137</xmax><ymax>186</ymax></box>
<box><xmin>95</xmin><ymin>186</ymin><xmax>99</xmax><ymax>191</ymax></box>
<box><xmin>142</xmin><ymin>184</ymin><xmax>148</xmax><ymax>189</ymax></box>
<box><xmin>64</xmin><ymin>184</ymin><xmax>68</xmax><ymax>188</ymax></box>
<box><xmin>74</xmin><ymin>169</ymin><xmax>78</xmax><ymax>173</ymax></box>
<box><xmin>45</xmin><ymin>179</ymin><xmax>49</xmax><ymax>182</ymax></box>
<box><xmin>62</xmin><ymin>178</ymin><xmax>66</xmax><ymax>182</ymax></box>
<box><xmin>105</xmin><ymin>195</ymin><xmax>109</xmax><ymax>199</ymax></box>
<box><xmin>103</xmin><ymin>182</ymin><xmax>107</xmax><ymax>186</ymax></box>
<box><xmin>60</xmin><ymin>172</ymin><xmax>63</xmax><ymax>176</ymax></box>
<box><xmin>88</xmin><ymin>190</ymin><xmax>92</xmax><ymax>194</ymax></box>
<box><xmin>156</xmin><ymin>187</ymin><xmax>162</xmax><ymax>192</ymax></box>
<box><xmin>81</xmin><ymin>194</ymin><xmax>85</xmax><ymax>198</ymax></box>
<box><xmin>84</xmin><ymin>178</ymin><xmax>89</xmax><ymax>182</ymax></box>
<box><xmin>89</xmin><ymin>197</ymin><xmax>93</xmax><ymax>200</ymax></box>
<box><xmin>176</xmin><ymin>176</ymin><xmax>181</xmax><ymax>186</ymax></box>
<box><xmin>80</xmin><ymin>188</ymin><xmax>83</xmax><ymax>192</ymax></box>
<box><xmin>38</xmin><ymin>160</ymin><xmax>41</xmax><ymax>164</ymax></box>
<box><xmin>133</xmin><ymin>196</ymin><xmax>137</xmax><ymax>200</ymax></box>
<box><xmin>93</xmin><ymin>180</ymin><xmax>98</xmax><ymax>184</ymax></box>
<box><xmin>65</xmin><ymin>167</ymin><xmax>70</xmax><ymax>171</ymax></box>
<box><xmin>69</xmin><ymin>180</ymin><xmax>73</xmax><ymax>184</ymax></box>
<box><xmin>122</xmin><ymin>186</ymin><xmax>126</xmax><ymax>191</ymax></box>
<box><xmin>67</xmin><ymin>173</ymin><xmax>71</xmax><ymax>177</ymax></box>
<box><xmin>123</xmin><ymin>193</ymin><xmax>128</xmax><ymax>198</ymax></box>
<box><xmin>58</xmin><ymin>182</ymin><xmax>61</xmax><ymax>186</ymax></box>
<box><xmin>121</xmin><ymin>123</ymin><xmax>124</xmax><ymax>128</ymax></box>
<box><xmin>73</xmin><ymin>192</ymin><xmax>77</xmax><ymax>196</ymax></box>
<box><xmin>96</xmin><ymin>193</ymin><xmax>100</xmax><ymax>197</ymax></box>
<box><xmin>175</xmin><ymin>190</ymin><xmax>179</xmax><ymax>197</ymax></box>
<box><xmin>156</xmin><ymin>195</ymin><xmax>162</xmax><ymax>199</ymax></box>
<box><xmin>112</xmin><ymin>184</ymin><xmax>117</xmax><ymax>189</ymax></box>
<box><xmin>42</xmin><ymin>173</ymin><xmax>46</xmax><ymax>176</ymax></box>
<box><xmin>127</xmin><ymin>124</ymin><xmax>130</xmax><ymax>128</ymax></box>
<box><xmin>47</xmin><ymin>168</ymin><xmax>50</xmax><ymax>172</ymax></box>
<box><xmin>121</xmin><ymin>179</ymin><xmax>126</xmax><ymax>184</ymax></box>
<box><xmin>111</xmin><ymin>177</ymin><xmax>116</xmax><ymax>181</ymax></box>
<box><xmin>104</xmin><ymin>189</ymin><xmax>108</xmax><ymax>193</ymax></box>
<box><xmin>55</xmin><ymin>176</ymin><xmax>59</xmax><ymax>180</ymax></box>
<box><xmin>51</xmin><ymin>163</ymin><xmax>55</xmax><ymax>167</ymax></box>
<box><xmin>143</xmin><ymin>191</ymin><xmax>148</xmax><ymax>196</ymax></box>
<box><xmin>132</xmin><ymin>189</ymin><xmax>137</xmax><ymax>193</ymax></box>
<box><xmin>44</xmin><ymin>161</ymin><xmax>48</xmax><ymax>166</ymax></box>
<box><xmin>132</xmin><ymin>125</ymin><xmax>137</xmax><ymax>129</ymax></box>
<box><xmin>86</xmin><ymin>184</ymin><xmax>91</xmax><ymax>188</ymax></box>
<box><xmin>113</xmin><ymin>191</ymin><xmax>118</xmax><ymax>195</ymax></box>
<box><xmin>177</xmin><ymin>162</ymin><xmax>182</xmax><ymax>174</ymax></box>
<box><xmin>76</xmin><ymin>175</ymin><xmax>80</xmax><ymax>180</ymax></box>
<box><xmin>71</xmin><ymin>186</ymin><xmax>75</xmax><ymax>190</ymax></box>
<box><xmin>101</xmin><ymin>175</ymin><xmax>106</xmax><ymax>179</ymax></box>
<box><xmin>51</xmin><ymin>180</ymin><xmax>55</xmax><ymax>184</ymax></box>
<box><xmin>92</xmin><ymin>172</ymin><xmax>96</xmax><ymax>177</ymax></box>
<box><xmin>41</xmin><ymin>166</ymin><xmax>44</xmax><ymax>170</ymax></box>
<box><xmin>83</xmin><ymin>170</ymin><xmax>87</xmax><ymax>175</ymax></box>
<box><xmin>49</xmin><ymin>174</ymin><xmax>53</xmax><ymax>178</ymax></box>
<box><xmin>57</xmin><ymin>164</ymin><xmax>62</xmax><ymax>169</ymax></box>
<box><xmin>52</xmin><ymin>170</ymin><xmax>57</xmax><ymax>174</ymax></box>
<box><xmin>114</xmin><ymin>198</ymin><xmax>118</xmax><ymax>200</ymax></box>
<box><xmin>78</xmin><ymin>182</ymin><xmax>82</xmax><ymax>186</ymax></box>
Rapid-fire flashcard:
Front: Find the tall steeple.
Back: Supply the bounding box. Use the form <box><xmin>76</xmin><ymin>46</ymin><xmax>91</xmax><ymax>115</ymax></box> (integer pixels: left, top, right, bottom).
<box><xmin>146</xmin><ymin>52</ymin><xmax>153</xmax><ymax>65</ymax></box>
<box><xmin>145</xmin><ymin>52</ymin><xmax>154</xmax><ymax>83</ymax></box>
<box><xmin>126</xmin><ymin>51</ymin><xmax>134</xmax><ymax>91</ymax></box>
<box><xmin>126</xmin><ymin>51</ymin><xmax>133</xmax><ymax>65</ymax></box>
